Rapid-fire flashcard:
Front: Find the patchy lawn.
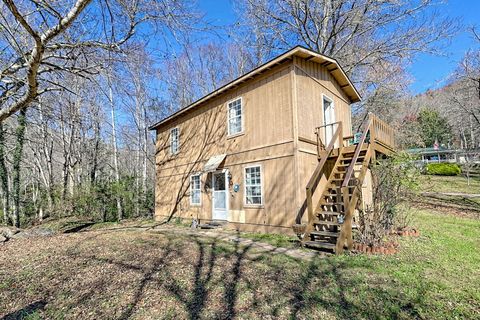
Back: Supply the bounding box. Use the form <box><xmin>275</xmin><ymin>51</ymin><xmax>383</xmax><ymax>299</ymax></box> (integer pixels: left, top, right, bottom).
<box><xmin>416</xmin><ymin>175</ymin><xmax>480</xmax><ymax>218</ymax></box>
<box><xmin>1</xmin><ymin>210</ymin><xmax>479</xmax><ymax>319</ymax></box>
<box><xmin>419</xmin><ymin>175</ymin><xmax>480</xmax><ymax>194</ymax></box>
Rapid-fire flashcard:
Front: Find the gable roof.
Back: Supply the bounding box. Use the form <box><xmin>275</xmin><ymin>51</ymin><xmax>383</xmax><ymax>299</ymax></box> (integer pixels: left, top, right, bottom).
<box><xmin>150</xmin><ymin>46</ymin><xmax>361</xmax><ymax>130</ymax></box>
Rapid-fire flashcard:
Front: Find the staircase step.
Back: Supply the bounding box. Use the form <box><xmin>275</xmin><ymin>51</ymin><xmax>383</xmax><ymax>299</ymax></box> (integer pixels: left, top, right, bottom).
<box><xmin>313</xmin><ymin>219</ymin><xmax>341</xmax><ymax>226</ymax></box>
<box><xmin>323</xmin><ymin>193</ymin><xmax>341</xmax><ymax>197</ymax></box>
<box><xmin>328</xmin><ymin>185</ymin><xmax>356</xmax><ymax>189</ymax></box>
<box><xmin>342</xmin><ymin>156</ymin><xmax>365</xmax><ymax>161</ymax></box>
<box><xmin>343</xmin><ymin>150</ymin><xmax>367</xmax><ymax>155</ymax></box>
<box><xmin>316</xmin><ymin>210</ymin><xmax>340</xmax><ymax>216</ymax></box>
<box><xmin>336</xmin><ymin>165</ymin><xmax>363</xmax><ymax>171</ymax></box>
<box><xmin>310</xmin><ymin>230</ymin><xmax>340</xmax><ymax>237</ymax></box>
<box><xmin>304</xmin><ymin>241</ymin><xmax>336</xmax><ymax>251</ymax></box>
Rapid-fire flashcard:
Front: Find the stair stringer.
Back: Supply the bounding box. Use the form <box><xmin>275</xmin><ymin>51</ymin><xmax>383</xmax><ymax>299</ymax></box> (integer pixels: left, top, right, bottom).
<box><xmin>302</xmin><ymin>151</ymin><xmax>345</xmax><ymax>244</ymax></box>
<box><xmin>335</xmin><ymin>144</ymin><xmax>373</xmax><ymax>253</ymax></box>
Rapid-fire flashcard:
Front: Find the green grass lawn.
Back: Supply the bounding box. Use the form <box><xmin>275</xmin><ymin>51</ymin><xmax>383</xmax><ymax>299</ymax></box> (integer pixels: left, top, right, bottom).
<box><xmin>419</xmin><ymin>175</ymin><xmax>480</xmax><ymax>194</ymax></box>
<box><xmin>1</xmin><ymin>209</ymin><xmax>478</xmax><ymax>319</ymax></box>
<box><xmin>417</xmin><ymin>175</ymin><xmax>480</xmax><ymax>218</ymax></box>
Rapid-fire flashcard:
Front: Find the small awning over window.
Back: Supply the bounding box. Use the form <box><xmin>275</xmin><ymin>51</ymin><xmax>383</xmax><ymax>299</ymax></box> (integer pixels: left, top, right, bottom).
<box><xmin>203</xmin><ymin>154</ymin><xmax>226</xmax><ymax>172</ymax></box>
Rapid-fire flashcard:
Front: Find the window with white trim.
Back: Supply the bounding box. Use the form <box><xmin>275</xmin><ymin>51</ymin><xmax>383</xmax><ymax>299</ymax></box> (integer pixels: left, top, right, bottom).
<box><xmin>170</xmin><ymin>127</ymin><xmax>179</xmax><ymax>154</ymax></box>
<box><xmin>190</xmin><ymin>174</ymin><xmax>201</xmax><ymax>205</ymax></box>
<box><xmin>227</xmin><ymin>98</ymin><xmax>243</xmax><ymax>135</ymax></box>
<box><xmin>244</xmin><ymin>166</ymin><xmax>262</xmax><ymax>205</ymax></box>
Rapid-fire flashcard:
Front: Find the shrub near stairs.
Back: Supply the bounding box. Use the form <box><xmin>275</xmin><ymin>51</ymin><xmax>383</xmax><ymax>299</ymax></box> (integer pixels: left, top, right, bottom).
<box><xmin>426</xmin><ymin>163</ymin><xmax>461</xmax><ymax>176</ymax></box>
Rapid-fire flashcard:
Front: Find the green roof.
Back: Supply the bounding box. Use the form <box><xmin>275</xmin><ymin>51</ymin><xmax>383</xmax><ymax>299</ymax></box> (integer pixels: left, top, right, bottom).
<box><xmin>406</xmin><ymin>147</ymin><xmax>453</xmax><ymax>154</ymax></box>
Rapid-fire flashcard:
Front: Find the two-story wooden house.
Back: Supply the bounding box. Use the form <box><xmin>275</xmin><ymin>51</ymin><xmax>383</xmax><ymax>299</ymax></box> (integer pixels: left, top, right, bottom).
<box><xmin>150</xmin><ymin>46</ymin><xmax>394</xmax><ymax>253</ymax></box>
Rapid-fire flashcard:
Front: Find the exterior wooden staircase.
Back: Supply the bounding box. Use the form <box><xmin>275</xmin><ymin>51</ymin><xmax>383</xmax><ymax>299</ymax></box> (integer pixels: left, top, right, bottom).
<box><xmin>301</xmin><ymin>113</ymin><xmax>394</xmax><ymax>254</ymax></box>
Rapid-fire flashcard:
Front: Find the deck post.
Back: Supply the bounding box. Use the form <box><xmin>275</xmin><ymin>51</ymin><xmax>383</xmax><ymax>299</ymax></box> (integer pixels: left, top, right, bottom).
<box><xmin>369</xmin><ymin>113</ymin><xmax>377</xmax><ymax>163</ymax></box>
<box><xmin>343</xmin><ymin>186</ymin><xmax>353</xmax><ymax>250</ymax></box>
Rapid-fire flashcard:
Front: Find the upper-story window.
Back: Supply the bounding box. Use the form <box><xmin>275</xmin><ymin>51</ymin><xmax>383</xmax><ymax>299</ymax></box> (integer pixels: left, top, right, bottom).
<box><xmin>227</xmin><ymin>98</ymin><xmax>243</xmax><ymax>136</ymax></box>
<box><xmin>170</xmin><ymin>127</ymin><xmax>179</xmax><ymax>154</ymax></box>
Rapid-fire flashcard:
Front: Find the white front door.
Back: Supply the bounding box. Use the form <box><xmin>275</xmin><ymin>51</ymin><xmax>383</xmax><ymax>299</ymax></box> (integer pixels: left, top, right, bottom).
<box><xmin>323</xmin><ymin>96</ymin><xmax>336</xmax><ymax>147</ymax></box>
<box><xmin>212</xmin><ymin>171</ymin><xmax>228</xmax><ymax>220</ymax></box>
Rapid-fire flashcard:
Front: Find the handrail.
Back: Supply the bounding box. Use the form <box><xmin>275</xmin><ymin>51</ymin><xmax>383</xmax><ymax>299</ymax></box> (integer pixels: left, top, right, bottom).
<box><xmin>315</xmin><ymin>121</ymin><xmax>342</xmax><ymax>154</ymax></box>
<box><xmin>315</xmin><ymin>121</ymin><xmax>342</xmax><ymax>130</ymax></box>
<box><xmin>305</xmin><ymin>122</ymin><xmax>343</xmax><ymax>236</ymax></box>
<box><xmin>337</xmin><ymin>144</ymin><xmax>373</xmax><ymax>253</ymax></box>
<box><xmin>341</xmin><ymin>114</ymin><xmax>373</xmax><ymax>188</ymax></box>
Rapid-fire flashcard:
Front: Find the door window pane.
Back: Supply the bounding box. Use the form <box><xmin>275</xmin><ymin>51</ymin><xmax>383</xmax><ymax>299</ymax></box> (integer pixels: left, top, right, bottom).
<box><xmin>214</xmin><ymin>173</ymin><xmax>226</xmax><ymax>190</ymax></box>
<box><xmin>214</xmin><ymin>191</ymin><xmax>226</xmax><ymax>209</ymax></box>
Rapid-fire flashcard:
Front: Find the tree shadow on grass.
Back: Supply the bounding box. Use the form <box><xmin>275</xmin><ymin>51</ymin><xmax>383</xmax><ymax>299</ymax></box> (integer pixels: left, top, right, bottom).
<box><xmin>1</xmin><ymin>300</ymin><xmax>47</xmax><ymax>320</ymax></box>
<box><xmin>5</xmin><ymin>229</ymin><xmax>431</xmax><ymax>319</ymax></box>
<box><xmin>117</xmin><ymin>240</ymin><xmax>178</xmax><ymax>320</ymax></box>
<box><xmin>113</xmin><ymin>232</ymin><xmax>426</xmax><ymax>319</ymax></box>
<box><xmin>282</xmin><ymin>257</ymin><xmax>427</xmax><ymax>320</ymax></box>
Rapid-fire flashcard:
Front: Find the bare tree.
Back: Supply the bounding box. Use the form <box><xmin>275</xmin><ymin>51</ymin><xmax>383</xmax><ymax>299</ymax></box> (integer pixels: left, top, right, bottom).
<box><xmin>0</xmin><ymin>0</ymin><xmax>200</xmax><ymax>122</ymax></box>
<box><xmin>0</xmin><ymin>0</ymin><xmax>202</xmax><ymax>226</ymax></box>
<box><xmin>235</xmin><ymin>0</ymin><xmax>457</xmax><ymax>118</ymax></box>
<box><xmin>162</xmin><ymin>43</ymin><xmax>256</xmax><ymax>110</ymax></box>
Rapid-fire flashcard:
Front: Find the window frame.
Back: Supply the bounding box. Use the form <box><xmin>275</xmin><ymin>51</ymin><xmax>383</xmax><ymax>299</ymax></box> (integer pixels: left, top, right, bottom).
<box><xmin>321</xmin><ymin>93</ymin><xmax>336</xmax><ymax>147</ymax></box>
<box><xmin>170</xmin><ymin>127</ymin><xmax>180</xmax><ymax>155</ymax></box>
<box><xmin>226</xmin><ymin>97</ymin><xmax>244</xmax><ymax>137</ymax></box>
<box><xmin>243</xmin><ymin>164</ymin><xmax>264</xmax><ymax>207</ymax></box>
<box><xmin>190</xmin><ymin>174</ymin><xmax>202</xmax><ymax>206</ymax></box>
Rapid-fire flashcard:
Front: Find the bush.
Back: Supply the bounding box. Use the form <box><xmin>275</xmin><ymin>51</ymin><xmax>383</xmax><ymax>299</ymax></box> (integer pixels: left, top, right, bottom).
<box><xmin>357</xmin><ymin>152</ymin><xmax>420</xmax><ymax>246</ymax></box>
<box><xmin>426</xmin><ymin>163</ymin><xmax>461</xmax><ymax>176</ymax></box>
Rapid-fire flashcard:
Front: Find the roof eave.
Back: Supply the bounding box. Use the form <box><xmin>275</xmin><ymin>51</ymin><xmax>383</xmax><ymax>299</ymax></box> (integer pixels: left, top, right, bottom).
<box><xmin>149</xmin><ymin>46</ymin><xmax>361</xmax><ymax>130</ymax></box>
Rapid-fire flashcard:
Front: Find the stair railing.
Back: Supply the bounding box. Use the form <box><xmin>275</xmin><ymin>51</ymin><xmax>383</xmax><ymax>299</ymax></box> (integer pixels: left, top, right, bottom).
<box><xmin>337</xmin><ymin>145</ymin><xmax>373</xmax><ymax>253</ymax></box>
<box><xmin>304</xmin><ymin>122</ymin><xmax>343</xmax><ymax>242</ymax></box>
<box><xmin>335</xmin><ymin>113</ymin><xmax>374</xmax><ymax>253</ymax></box>
<box><xmin>342</xmin><ymin>114</ymin><xmax>374</xmax><ymax>190</ymax></box>
<box><xmin>315</xmin><ymin>122</ymin><xmax>341</xmax><ymax>157</ymax></box>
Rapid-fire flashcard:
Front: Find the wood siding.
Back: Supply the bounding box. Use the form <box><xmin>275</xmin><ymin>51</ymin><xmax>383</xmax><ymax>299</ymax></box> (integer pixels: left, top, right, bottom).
<box><xmin>155</xmin><ymin>61</ymin><xmax>297</xmax><ymax>231</ymax></box>
<box><xmin>154</xmin><ymin>55</ymin><xmax>358</xmax><ymax>233</ymax></box>
<box><xmin>293</xmin><ymin>56</ymin><xmax>354</xmax><ymax>223</ymax></box>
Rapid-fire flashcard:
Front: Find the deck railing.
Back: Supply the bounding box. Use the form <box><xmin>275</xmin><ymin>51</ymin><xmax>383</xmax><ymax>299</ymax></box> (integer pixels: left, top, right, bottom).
<box><xmin>370</xmin><ymin>113</ymin><xmax>395</xmax><ymax>149</ymax></box>
<box><xmin>315</xmin><ymin>122</ymin><xmax>353</xmax><ymax>157</ymax></box>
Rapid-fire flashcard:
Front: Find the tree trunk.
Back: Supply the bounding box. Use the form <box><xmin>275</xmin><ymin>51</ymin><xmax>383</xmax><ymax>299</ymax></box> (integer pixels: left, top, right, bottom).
<box><xmin>90</xmin><ymin>117</ymin><xmax>101</xmax><ymax>185</ymax></box>
<box><xmin>38</xmin><ymin>103</ymin><xmax>54</xmax><ymax>211</ymax></box>
<box><xmin>0</xmin><ymin>122</ymin><xmax>10</xmax><ymax>225</ymax></box>
<box><xmin>12</xmin><ymin>108</ymin><xmax>27</xmax><ymax>228</ymax></box>
<box><xmin>135</xmin><ymin>95</ymin><xmax>141</xmax><ymax>217</ymax></box>
<box><xmin>109</xmin><ymin>82</ymin><xmax>123</xmax><ymax>221</ymax></box>
<box><xmin>142</xmin><ymin>103</ymin><xmax>149</xmax><ymax>216</ymax></box>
